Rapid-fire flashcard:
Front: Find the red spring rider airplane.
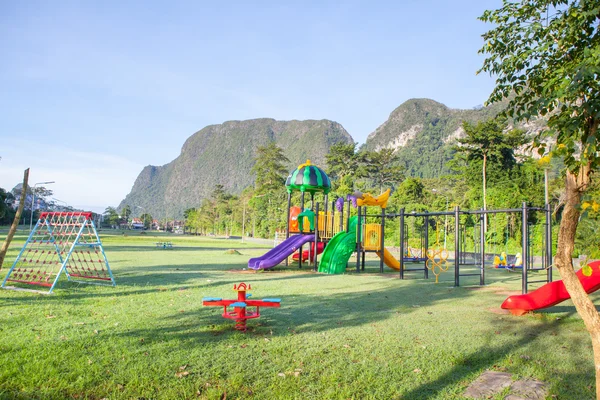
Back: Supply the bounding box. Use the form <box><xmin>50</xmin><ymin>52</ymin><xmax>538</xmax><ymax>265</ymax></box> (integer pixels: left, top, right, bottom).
<box><xmin>203</xmin><ymin>282</ymin><xmax>281</xmax><ymax>331</ymax></box>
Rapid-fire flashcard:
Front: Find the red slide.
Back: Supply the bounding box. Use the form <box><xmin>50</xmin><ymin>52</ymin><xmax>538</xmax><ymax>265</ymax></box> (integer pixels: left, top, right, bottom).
<box><xmin>292</xmin><ymin>242</ymin><xmax>325</xmax><ymax>262</ymax></box>
<box><xmin>502</xmin><ymin>260</ymin><xmax>600</xmax><ymax>315</ymax></box>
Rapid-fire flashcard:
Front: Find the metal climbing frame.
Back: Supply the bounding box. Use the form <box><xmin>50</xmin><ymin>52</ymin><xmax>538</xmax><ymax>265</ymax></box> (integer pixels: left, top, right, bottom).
<box><xmin>452</xmin><ymin>203</ymin><xmax>553</xmax><ymax>293</ymax></box>
<box><xmin>2</xmin><ymin>212</ymin><xmax>116</xmax><ymax>294</ymax></box>
<box><xmin>356</xmin><ymin>203</ymin><xmax>553</xmax><ymax>294</ymax></box>
<box><xmin>459</xmin><ymin>220</ymin><xmax>482</xmax><ymax>266</ymax></box>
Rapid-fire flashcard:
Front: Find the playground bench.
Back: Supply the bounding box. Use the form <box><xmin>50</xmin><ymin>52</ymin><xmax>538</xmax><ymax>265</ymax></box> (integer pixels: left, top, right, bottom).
<box><xmin>155</xmin><ymin>242</ymin><xmax>173</xmax><ymax>249</ymax></box>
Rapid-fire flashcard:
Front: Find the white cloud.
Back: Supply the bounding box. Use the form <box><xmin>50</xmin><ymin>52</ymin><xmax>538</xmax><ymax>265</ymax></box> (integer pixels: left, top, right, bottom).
<box><xmin>0</xmin><ymin>140</ymin><xmax>143</xmax><ymax>212</ymax></box>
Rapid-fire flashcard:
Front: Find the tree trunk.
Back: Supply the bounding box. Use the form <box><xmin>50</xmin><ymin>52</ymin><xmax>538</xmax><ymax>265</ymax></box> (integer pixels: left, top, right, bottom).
<box><xmin>553</xmin><ymin>164</ymin><xmax>600</xmax><ymax>399</ymax></box>
<box><xmin>0</xmin><ymin>168</ymin><xmax>30</xmax><ymax>270</ymax></box>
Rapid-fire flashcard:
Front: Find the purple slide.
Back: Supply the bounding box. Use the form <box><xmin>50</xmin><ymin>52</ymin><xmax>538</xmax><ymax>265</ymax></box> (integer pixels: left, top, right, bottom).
<box><xmin>248</xmin><ymin>235</ymin><xmax>314</xmax><ymax>270</ymax></box>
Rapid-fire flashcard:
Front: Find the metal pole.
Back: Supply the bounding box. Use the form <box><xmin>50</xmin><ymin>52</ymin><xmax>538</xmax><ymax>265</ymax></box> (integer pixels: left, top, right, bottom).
<box><xmin>345</xmin><ymin>198</ymin><xmax>350</xmax><ymax>233</ymax></box>
<box><xmin>480</xmin><ymin>209</ymin><xmax>485</xmax><ymax>286</ymax></box>
<box><xmin>330</xmin><ymin>199</ymin><xmax>335</xmax><ymax>238</ymax></box>
<box><xmin>454</xmin><ymin>206</ymin><xmax>460</xmax><ymax>287</ymax></box>
<box><xmin>286</xmin><ymin>192</ymin><xmax>291</xmax><ymax>239</ymax></box>
<box><xmin>285</xmin><ymin>192</ymin><xmax>291</xmax><ymax>266</ymax></box>
<box><xmin>356</xmin><ymin>206</ymin><xmax>361</xmax><ymax>272</ymax></box>
<box><xmin>424</xmin><ymin>213</ymin><xmax>429</xmax><ymax>279</ymax></box>
<box><xmin>380</xmin><ymin>206</ymin><xmax>385</xmax><ymax>273</ymax></box>
<box><xmin>323</xmin><ymin>195</ymin><xmax>328</xmax><ymax>238</ymax></box>
<box><xmin>314</xmin><ymin>202</ymin><xmax>319</xmax><ymax>271</ymax></box>
<box><xmin>332</xmin><ymin>199</ymin><xmax>336</xmax><ymax>236</ymax></box>
<box><xmin>444</xmin><ymin>198</ymin><xmax>448</xmax><ymax>249</ymax></box>
<box><xmin>544</xmin><ymin>168</ymin><xmax>549</xmax><ymax>206</ymax></box>
<box><xmin>546</xmin><ymin>202</ymin><xmax>553</xmax><ymax>282</ymax></box>
<box><xmin>399</xmin><ymin>208</ymin><xmax>405</xmax><ymax>279</ymax></box>
<box><xmin>299</xmin><ymin>192</ymin><xmax>305</xmax><ymax>269</ymax></box>
<box><xmin>521</xmin><ymin>202</ymin><xmax>528</xmax><ymax>294</ymax></box>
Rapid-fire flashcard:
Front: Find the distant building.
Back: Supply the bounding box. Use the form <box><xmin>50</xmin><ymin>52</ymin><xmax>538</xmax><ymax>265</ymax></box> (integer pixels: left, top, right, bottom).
<box><xmin>131</xmin><ymin>217</ymin><xmax>145</xmax><ymax>229</ymax></box>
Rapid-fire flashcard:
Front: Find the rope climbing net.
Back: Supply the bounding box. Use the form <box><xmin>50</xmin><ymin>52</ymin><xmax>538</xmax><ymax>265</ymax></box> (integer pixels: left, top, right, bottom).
<box><xmin>2</xmin><ymin>212</ymin><xmax>116</xmax><ymax>294</ymax></box>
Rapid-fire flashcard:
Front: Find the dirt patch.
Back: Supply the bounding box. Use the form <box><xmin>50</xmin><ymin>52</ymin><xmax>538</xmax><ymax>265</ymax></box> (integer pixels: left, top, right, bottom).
<box><xmin>227</xmin><ymin>269</ymin><xmax>316</xmax><ymax>275</ymax></box>
<box><xmin>464</xmin><ymin>370</ymin><xmax>548</xmax><ymax>399</ymax></box>
<box><xmin>463</xmin><ymin>286</ymin><xmax>521</xmax><ymax>297</ymax></box>
<box><xmin>464</xmin><ymin>371</ymin><xmax>512</xmax><ymax>398</ymax></box>
<box><xmin>224</xmin><ymin>249</ymin><xmax>242</xmax><ymax>255</ymax></box>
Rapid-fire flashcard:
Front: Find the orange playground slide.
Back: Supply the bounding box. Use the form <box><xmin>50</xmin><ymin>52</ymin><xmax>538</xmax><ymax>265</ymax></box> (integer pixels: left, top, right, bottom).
<box><xmin>375</xmin><ymin>248</ymin><xmax>401</xmax><ymax>271</ymax></box>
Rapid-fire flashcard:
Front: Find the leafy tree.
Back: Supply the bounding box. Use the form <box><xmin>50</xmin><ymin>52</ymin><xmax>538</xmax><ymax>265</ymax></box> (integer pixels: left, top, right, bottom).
<box><xmin>183</xmin><ymin>208</ymin><xmax>195</xmax><ymax>221</ymax></box>
<box><xmin>326</xmin><ymin>142</ymin><xmax>364</xmax><ymax>193</ymax></box>
<box><xmin>479</xmin><ymin>1</ymin><xmax>600</xmax><ymax>395</ymax></box>
<box><xmin>250</xmin><ymin>142</ymin><xmax>290</xmax><ymax>237</ymax></box>
<box><xmin>362</xmin><ymin>148</ymin><xmax>405</xmax><ymax>193</ymax></box>
<box><xmin>454</xmin><ymin>118</ymin><xmax>526</xmax><ymax>211</ymax></box>
<box><xmin>120</xmin><ymin>205</ymin><xmax>132</xmax><ymax>224</ymax></box>
<box><xmin>103</xmin><ymin>207</ymin><xmax>120</xmax><ymax>227</ymax></box>
<box><xmin>139</xmin><ymin>213</ymin><xmax>153</xmax><ymax>229</ymax></box>
<box><xmin>211</xmin><ymin>184</ymin><xmax>227</xmax><ymax>201</ymax></box>
<box><xmin>251</xmin><ymin>142</ymin><xmax>290</xmax><ymax>195</ymax></box>
<box><xmin>398</xmin><ymin>178</ymin><xmax>425</xmax><ymax>205</ymax></box>
<box><xmin>0</xmin><ymin>188</ymin><xmax>13</xmax><ymax>222</ymax></box>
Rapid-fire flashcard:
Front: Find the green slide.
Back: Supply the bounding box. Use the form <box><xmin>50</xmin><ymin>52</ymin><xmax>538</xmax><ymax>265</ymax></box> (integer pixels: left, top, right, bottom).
<box><xmin>318</xmin><ymin>216</ymin><xmax>358</xmax><ymax>274</ymax></box>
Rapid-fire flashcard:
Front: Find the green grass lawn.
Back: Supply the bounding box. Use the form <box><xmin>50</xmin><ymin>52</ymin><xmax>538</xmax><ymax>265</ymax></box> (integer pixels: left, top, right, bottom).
<box><xmin>0</xmin><ymin>228</ymin><xmax>597</xmax><ymax>399</ymax></box>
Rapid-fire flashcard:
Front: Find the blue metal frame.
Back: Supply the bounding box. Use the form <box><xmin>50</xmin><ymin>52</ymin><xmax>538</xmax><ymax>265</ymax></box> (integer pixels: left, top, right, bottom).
<box><xmin>47</xmin><ymin>217</ymin><xmax>88</xmax><ymax>293</ymax></box>
<box><xmin>45</xmin><ymin>216</ymin><xmax>67</xmax><ymax>274</ymax></box>
<box><xmin>90</xmin><ymin>219</ymin><xmax>116</xmax><ymax>286</ymax></box>
<box><xmin>2</xmin><ymin>219</ymin><xmax>42</xmax><ymax>289</ymax></box>
<box><xmin>3</xmin><ymin>214</ymin><xmax>116</xmax><ymax>294</ymax></box>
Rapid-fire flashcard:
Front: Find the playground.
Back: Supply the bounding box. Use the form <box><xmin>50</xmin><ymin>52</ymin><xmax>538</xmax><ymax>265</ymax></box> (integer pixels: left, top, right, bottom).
<box><xmin>0</xmin><ymin>226</ymin><xmax>598</xmax><ymax>399</ymax></box>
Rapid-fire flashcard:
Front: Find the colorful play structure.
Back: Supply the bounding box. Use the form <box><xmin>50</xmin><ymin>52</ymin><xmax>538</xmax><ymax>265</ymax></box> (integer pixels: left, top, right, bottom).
<box><xmin>248</xmin><ymin>160</ymin><xmax>337</xmax><ymax>270</ymax></box>
<box><xmin>202</xmin><ymin>282</ymin><xmax>281</xmax><ymax>331</ymax></box>
<box><xmin>246</xmin><ymin>159</ymin><xmax>600</xmax><ymax>316</ymax></box>
<box><xmin>2</xmin><ymin>212</ymin><xmax>116</xmax><ymax>294</ymax></box>
<box><xmin>493</xmin><ymin>251</ymin><xmax>523</xmax><ymax>269</ymax></box>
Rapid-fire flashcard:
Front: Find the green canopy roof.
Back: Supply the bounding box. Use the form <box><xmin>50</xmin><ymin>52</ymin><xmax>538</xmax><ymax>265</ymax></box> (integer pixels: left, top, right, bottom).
<box><xmin>285</xmin><ymin>160</ymin><xmax>331</xmax><ymax>194</ymax></box>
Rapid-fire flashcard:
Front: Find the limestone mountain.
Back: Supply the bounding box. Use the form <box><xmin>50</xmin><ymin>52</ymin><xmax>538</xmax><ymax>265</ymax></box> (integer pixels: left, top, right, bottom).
<box><xmin>118</xmin><ymin>118</ymin><xmax>353</xmax><ymax>218</ymax></box>
<box><xmin>363</xmin><ymin>98</ymin><xmax>534</xmax><ymax>177</ymax></box>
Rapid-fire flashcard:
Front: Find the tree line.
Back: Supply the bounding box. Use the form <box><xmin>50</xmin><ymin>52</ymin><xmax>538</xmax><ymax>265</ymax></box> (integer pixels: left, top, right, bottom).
<box><xmin>179</xmin><ymin>118</ymin><xmax>600</xmax><ymax>260</ymax></box>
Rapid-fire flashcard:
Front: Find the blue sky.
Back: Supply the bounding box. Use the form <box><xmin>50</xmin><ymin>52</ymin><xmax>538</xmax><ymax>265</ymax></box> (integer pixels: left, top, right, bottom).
<box><xmin>0</xmin><ymin>0</ymin><xmax>501</xmax><ymax>213</ymax></box>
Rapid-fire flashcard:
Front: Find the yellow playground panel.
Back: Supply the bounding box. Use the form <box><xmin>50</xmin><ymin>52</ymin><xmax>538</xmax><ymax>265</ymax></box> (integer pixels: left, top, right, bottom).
<box><xmin>289</xmin><ymin>211</ymin><xmax>346</xmax><ymax>238</ymax></box>
<box><xmin>317</xmin><ymin>211</ymin><xmax>345</xmax><ymax>239</ymax></box>
<box><xmin>363</xmin><ymin>224</ymin><xmax>382</xmax><ymax>251</ymax></box>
